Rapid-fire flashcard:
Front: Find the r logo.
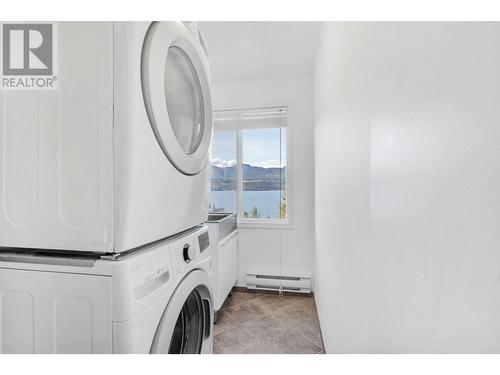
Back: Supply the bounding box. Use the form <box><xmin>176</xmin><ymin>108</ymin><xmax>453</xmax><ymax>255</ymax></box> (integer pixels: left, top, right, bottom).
<box><xmin>2</xmin><ymin>24</ymin><xmax>53</xmax><ymax>76</ymax></box>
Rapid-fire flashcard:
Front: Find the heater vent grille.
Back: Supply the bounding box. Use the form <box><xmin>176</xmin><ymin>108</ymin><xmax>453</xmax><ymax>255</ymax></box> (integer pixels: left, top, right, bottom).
<box><xmin>246</xmin><ymin>273</ymin><xmax>311</xmax><ymax>293</ymax></box>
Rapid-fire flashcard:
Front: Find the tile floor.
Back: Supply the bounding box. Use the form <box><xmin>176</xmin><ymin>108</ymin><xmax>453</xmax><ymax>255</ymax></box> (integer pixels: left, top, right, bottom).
<box><xmin>212</xmin><ymin>290</ymin><xmax>324</xmax><ymax>354</ymax></box>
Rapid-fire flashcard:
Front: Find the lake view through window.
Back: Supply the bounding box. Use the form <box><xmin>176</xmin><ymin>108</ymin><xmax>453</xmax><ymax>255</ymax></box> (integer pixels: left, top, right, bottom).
<box><xmin>209</xmin><ymin>107</ymin><xmax>288</xmax><ymax>222</ymax></box>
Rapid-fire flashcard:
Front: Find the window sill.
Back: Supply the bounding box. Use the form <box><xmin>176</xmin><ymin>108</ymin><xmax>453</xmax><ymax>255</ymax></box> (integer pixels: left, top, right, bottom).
<box><xmin>237</xmin><ymin>220</ymin><xmax>294</xmax><ymax>230</ymax></box>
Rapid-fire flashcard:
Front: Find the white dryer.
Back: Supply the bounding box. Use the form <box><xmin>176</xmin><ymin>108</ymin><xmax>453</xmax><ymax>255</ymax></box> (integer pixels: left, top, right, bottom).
<box><xmin>0</xmin><ymin>225</ymin><xmax>213</xmax><ymax>354</ymax></box>
<box><xmin>0</xmin><ymin>21</ymin><xmax>213</xmax><ymax>253</ymax></box>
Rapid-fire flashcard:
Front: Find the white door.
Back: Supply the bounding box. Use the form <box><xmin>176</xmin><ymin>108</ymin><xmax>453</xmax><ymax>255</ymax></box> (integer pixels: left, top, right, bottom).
<box><xmin>141</xmin><ymin>21</ymin><xmax>213</xmax><ymax>175</ymax></box>
<box><xmin>150</xmin><ymin>270</ymin><xmax>213</xmax><ymax>354</ymax></box>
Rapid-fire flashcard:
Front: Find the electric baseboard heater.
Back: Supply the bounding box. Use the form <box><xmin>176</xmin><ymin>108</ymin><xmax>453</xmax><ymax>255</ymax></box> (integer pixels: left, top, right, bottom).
<box><xmin>246</xmin><ymin>273</ymin><xmax>311</xmax><ymax>293</ymax></box>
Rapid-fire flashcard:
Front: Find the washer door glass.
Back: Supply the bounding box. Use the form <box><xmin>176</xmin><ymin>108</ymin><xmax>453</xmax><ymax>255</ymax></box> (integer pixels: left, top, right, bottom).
<box><xmin>164</xmin><ymin>46</ymin><xmax>204</xmax><ymax>155</ymax></box>
<box><xmin>169</xmin><ymin>289</ymin><xmax>204</xmax><ymax>354</ymax></box>
<box><xmin>150</xmin><ymin>269</ymin><xmax>213</xmax><ymax>354</ymax></box>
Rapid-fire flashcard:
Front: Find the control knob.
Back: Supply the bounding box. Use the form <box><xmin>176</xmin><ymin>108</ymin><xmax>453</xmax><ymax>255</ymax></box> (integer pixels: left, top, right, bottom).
<box><xmin>182</xmin><ymin>244</ymin><xmax>195</xmax><ymax>263</ymax></box>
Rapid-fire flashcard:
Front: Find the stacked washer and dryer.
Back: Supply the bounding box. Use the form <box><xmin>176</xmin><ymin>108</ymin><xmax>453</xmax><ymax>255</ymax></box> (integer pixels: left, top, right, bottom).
<box><xmin>0</xmin><ymin>22</ymin><xmax>214</xmax><ymax>353</ymax></box>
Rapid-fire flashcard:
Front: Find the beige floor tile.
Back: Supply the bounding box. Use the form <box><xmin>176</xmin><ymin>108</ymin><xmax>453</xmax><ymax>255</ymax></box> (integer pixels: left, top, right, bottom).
<box><xmin>212</xmin><ymin>344</ymin><xmax>222</xmax><ymax>354</ymax></box>
<box><xmin>244</xmin><ymin>314</ymin><xmax>290</xmax><ymax>343</ymax></box>
<box><xmin>223</xmin><ymin>292</ymin><xmax>248</xmax><ymax>308</ymax></box>
<box><xmin>295</xmin><ymin>319</ymin><xmax>323</xmax><ymax>347</ymax></box>
<box><xmin>265</xmin><ymin>331</ymin><xmax>322</xmax><ymax>354</ymax></box>
<box><xmin>214</xmin><ymin>326</ymin><xmax>267</xmax><ymax>354</ymax></box>
<box><xmin>251</xmin><ymin>294</ymin><xmax>294</xmax><ymax>312</ymax></box>
<box><xmin>292</xmin><ymin>297</ymin><xmax>317</xmax><ymax>316</ymax></box>
<box><xmin>214</xmin><ymin>309</ymin><xmax>240</xmax><ymax>335</ymax></box>
<box><xmin>225</xmin><ymin>301</ymin><xmax>267</xmax><ymax>324</ymax></box>
<box><xmin>246</xmin><ymin>343</ymin><xmax>275</xmax><ymax>354</ymax></box>
<box><xmin>212</xmin><ymin>292</ymin><xmax>324</xmax><ymax>354</ymax></box>
<box><xmin>284</xmin><ymin>294</ymin><xmax>312</xmax><ymax>304</ymax></box>
<box><xmin>235</xmin><ymin>290</ymin><xmax>268</xmax><ymax>301</ymax></box>
<box><xmin>271</xmin><ymin>304</ymin><xmax>312</xmax><ymax>328</ymax></box>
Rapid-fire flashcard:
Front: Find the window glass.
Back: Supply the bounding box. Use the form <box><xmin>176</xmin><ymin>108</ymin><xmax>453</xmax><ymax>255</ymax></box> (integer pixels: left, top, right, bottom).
<box><xmin>209</xmin><ymin>130</ymin><xmax>237</xmax><ymax>213</ymax></box>
<box><xmin>209</xmin><ymin>107</ymin><xmax>287</xmax><ymax>223</ymax></box>
<box><xmin>242</xmin><ymin>127</ymin><xmax>286</xmax><ymax>220</ymax></box>
<box><xmin>279</xmin><ymin>127</ymin><xmax>287</xmax><ymax>220</ymax></box>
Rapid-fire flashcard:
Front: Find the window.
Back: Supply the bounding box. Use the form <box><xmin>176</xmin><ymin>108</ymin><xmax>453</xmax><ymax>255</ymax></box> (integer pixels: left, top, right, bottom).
<box><xmin>209</xmin><ymin>130</ymin><xmax>237</xmax><ymax>214</ymax></box>
<box><xmin>209</xmin><ymin>107</ymin><xmax>288</xmax><ymax>224</ymax></box>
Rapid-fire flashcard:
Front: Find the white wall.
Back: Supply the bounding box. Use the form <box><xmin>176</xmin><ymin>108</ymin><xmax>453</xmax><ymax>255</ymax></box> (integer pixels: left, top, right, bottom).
<box><xmin>314</xmin><ymin>22</ymin><xmax>500</xmax><ymax>353</ymax></box>
<box><xmin>212</xmin><ymin>76</ymin><xmax>315</xmax><ymax>285</ymax></box>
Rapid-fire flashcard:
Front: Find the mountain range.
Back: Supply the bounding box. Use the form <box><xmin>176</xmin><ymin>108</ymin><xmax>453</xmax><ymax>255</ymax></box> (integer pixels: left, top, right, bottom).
<box><xmin>211</xmin><ymin>163</ymin><xmax>286</xmax><ymax>191</ymax></box>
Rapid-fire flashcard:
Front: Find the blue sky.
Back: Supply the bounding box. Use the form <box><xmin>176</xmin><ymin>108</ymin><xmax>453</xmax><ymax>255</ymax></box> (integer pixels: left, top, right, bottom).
<box><xmin>212</xmin><ymin>128</ymin><xmax>286</xmax><ymax>168</ymax></box>
<box><xmin>211</xmin><ymin>131</ymin><xmax>236</xmax><ymax>166</ymax></box>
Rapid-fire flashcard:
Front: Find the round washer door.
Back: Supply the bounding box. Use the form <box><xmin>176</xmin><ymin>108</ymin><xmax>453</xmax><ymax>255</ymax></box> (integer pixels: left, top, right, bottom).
<box><xmin>142</xmin><ymin>21</ymin><xmax>213</xmax><ymax>175</ymax></box>
<box><xmin>151</xmin><ymin>269</ymin><xmax>213</xmax><ymax>354</ymax></box>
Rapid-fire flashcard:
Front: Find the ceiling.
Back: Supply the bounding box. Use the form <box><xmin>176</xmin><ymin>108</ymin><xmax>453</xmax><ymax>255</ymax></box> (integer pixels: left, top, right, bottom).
<box><xmin>198</xmin><ymin>22</ymin><xmax>322</xmax><ymax>83</ymax></box>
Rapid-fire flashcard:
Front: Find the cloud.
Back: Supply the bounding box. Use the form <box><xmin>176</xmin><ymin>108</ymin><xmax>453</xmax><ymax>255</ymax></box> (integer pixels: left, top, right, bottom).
<box><xmin>211</xmin><ymin>158</ymin><xmax>236</xmax><ymax>168</ymax></box>
<box><xmin>212</xmin><ymin>158</ymin><xmax>286</xmax><ymax>168</ymax></box>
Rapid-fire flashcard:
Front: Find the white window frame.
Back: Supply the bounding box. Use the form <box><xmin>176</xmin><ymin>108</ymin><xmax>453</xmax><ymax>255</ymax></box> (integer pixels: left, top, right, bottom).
<box><xmin>213</xmin><ymin>105</ymin><xmax>293</xmax><ymax>229</ymax></box>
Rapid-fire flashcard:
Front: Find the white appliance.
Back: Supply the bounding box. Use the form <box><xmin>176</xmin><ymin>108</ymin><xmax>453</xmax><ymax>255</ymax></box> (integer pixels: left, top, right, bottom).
<box><xmin>0</xmin><ymin>21</ymin><xmax>212</xmax><ymax>253</ymax></box>
<box><xmin>0</xmin><ymin>225</ymin><xmax>213</xmax><ymax>354</ymax></box>
<box><xmin>206</xmin><ymin>213</ymin><xmax>238</xmax><ymax>313</ymax></box>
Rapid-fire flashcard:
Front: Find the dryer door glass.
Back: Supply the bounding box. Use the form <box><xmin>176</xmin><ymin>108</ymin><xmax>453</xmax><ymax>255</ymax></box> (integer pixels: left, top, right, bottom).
<box><xmin>169</xmin><ymin>289</ymin><xmax>204</xmax><ymax>354</ymax></box>
<box><xmin>164</xmin><ymin>46</ymin><xmax>204</xmax><ymax>155</ymax></box>
<box><xmin>142</xmin><ymin>22</ymin><xmax>213</xmax><ymax>175</ymax></box>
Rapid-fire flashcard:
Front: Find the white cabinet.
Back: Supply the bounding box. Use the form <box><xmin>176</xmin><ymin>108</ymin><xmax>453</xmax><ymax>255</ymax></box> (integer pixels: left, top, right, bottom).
<box><xmin>206</xmin><ymin>217</ymin><xmax>238</xmax><ymax>312</ymax></box>
<box><xmin>216</xmin><ymin>230</ymin><xmax>238</xmax><ymax>311</ymax></box>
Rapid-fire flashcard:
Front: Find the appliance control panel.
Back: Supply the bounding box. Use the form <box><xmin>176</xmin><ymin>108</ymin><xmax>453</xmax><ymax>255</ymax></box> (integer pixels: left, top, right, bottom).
<box><xmin>170</xmin><ymin>226</ymin><xmax>209</xmax><ymax>276</ymax></box>
<box><xmin>198</xmin><ymin>231</ymin><xmax>210</xmax><ymax>253</ymax></box>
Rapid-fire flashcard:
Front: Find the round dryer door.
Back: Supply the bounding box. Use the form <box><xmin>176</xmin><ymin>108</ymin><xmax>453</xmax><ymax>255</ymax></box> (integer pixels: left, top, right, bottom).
<box><xmin>142</xmin><ymin>21</ymin><xmax>213</xmax><ymax>175</ymax></box>
<box><xmin>151</xmin><ymin>270</ymin><xmax>213</xmax><ymax>354</ymax></box>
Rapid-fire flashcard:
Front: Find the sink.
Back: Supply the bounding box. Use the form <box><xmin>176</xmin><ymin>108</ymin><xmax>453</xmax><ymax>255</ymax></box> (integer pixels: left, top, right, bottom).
<box><xmin>206</xmin><ymin>213</ymin><xmax>237</xmax><ymax>241</ymax></box>
<box><xmin>207</xmin><ymin>213</ymin><xmax>236</xmax><ymax>222</ymax></box>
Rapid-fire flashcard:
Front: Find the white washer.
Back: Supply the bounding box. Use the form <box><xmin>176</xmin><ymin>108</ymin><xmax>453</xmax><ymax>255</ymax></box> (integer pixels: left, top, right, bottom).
<box><xmin>0</xmin><ymin>21</ymin><xmax>212</xmax><ymax>253</ymax></box>
<box><xmin>0</xmin><ymin>225</ymin><xmax>213</xmax><ymax>354</ymax></box>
